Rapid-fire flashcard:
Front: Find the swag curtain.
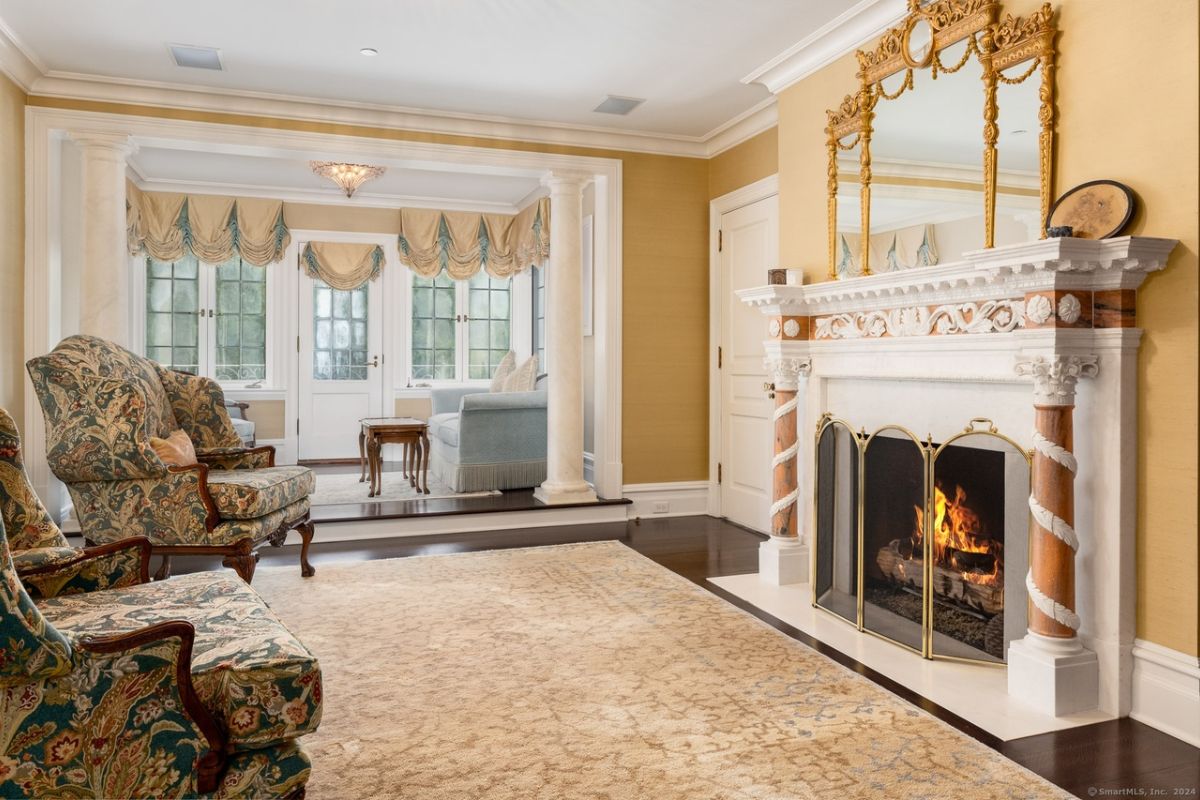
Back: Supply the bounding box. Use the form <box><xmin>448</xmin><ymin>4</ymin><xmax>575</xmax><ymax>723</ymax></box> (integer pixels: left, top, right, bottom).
<box><xmin>836</xmin><ymin>223</ymin><xmax>939</xmax><ymax>276</ymax></box>
<box><xmin>301</xmin><ymin>242</ymin><xmax>385</xmax><ymax>290</ymax></box>
<box><xmin>126</xmin><ymin>183</ymin><xmax>291</xmax><ymax>266</ymax></box>
<box><xmin>397</xmin><ymin>197</ymin><xmax>549</xmax><ymax>280</ymax></box>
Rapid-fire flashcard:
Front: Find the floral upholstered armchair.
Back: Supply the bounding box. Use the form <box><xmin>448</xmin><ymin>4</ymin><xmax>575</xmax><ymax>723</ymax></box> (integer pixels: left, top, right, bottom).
<box><xmin>0</xmin><ymin>413</ymin><xmax>322</xmax><ymax>798</ymax></box>
<box><xmin>26</xmin><ymin>335</ymin><xmax>316</xmax><ymax>582</ymax></box>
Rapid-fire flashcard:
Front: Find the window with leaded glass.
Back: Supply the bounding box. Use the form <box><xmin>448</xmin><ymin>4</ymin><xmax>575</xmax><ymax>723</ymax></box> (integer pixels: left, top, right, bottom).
<box><xmin>312</xmin><ymin>279</ymin><xmax>370</xmax><ymax>381</ymax></box>
<box><xmin>467</xmin><ymin>272</ymin><xmax>512</xmax><ymax>379</ymax></box>
<box><xmin>411</xmin><ymin>271</ymin><xmax>457</xmax><ymax>380</ymax></box>
<box><xmin>532</xmin><ymin>266</ymin><xmax>547</xmax><ymax>370</ymax></box>
<box><xmin>146</xmin><ymin>255</ymin><xmax>200</xmax><ymax>374</ymax></box>
<box><xmin>214</xmin><ymin>258</ymin><xmax>267</xmax><ymax>381</ymax></box>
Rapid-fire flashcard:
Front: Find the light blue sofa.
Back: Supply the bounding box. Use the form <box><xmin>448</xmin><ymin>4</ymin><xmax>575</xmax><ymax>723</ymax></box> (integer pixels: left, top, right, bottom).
<box><xmin>428</xmin><ymin>376</ymin><xmax>547</xmax><ymax>492</ymax></box>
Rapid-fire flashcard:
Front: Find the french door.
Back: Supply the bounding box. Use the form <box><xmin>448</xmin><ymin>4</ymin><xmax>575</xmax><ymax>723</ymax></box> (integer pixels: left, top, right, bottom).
<box><xmin>718</xmin><ymin>195</ymin><xmax>779</xmax><ymax>533</ymax></box>
<box><xmin>297</xmin><ymin>267</ymin><xmax>385</xmax><ymax>461</ymax></box>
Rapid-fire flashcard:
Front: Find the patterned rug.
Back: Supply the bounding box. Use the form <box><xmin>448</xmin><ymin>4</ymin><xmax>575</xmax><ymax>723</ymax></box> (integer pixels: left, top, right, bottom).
<box><xmin>309</xmin><ymin>470</ymin><xmax>500</xmax><ymax>506</ymax></box>
<box><xmin>252</xmin><ymin>542</ymin><xmax>1071</xmax><ymax>799</ymax></box>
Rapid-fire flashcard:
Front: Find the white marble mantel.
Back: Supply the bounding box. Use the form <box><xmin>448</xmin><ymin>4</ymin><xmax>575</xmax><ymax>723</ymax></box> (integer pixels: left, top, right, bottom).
<box><xmin>735</xmin><ymin>235</ymin><xmax>1179</xmax><ymax>723</ymax></box>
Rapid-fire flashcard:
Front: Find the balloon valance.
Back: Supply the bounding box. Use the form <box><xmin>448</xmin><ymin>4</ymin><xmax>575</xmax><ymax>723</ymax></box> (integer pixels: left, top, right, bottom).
<box><xmin>301</xmin><ymin>241</ymin><xmax>386</xmax><ymax>290</ymax></box>
<box><xmin>397</xmin><ymin>197</ymin><xmax>549</xmax><ymax>280</ymax></box>
<box><xmin>126</xmin><ymin>183</ymin><xmax>291</xmax><ymax>267</ymax></box>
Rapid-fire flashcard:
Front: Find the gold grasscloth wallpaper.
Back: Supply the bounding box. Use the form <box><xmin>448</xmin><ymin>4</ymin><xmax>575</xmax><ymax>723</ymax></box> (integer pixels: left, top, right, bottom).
<box><xmin>776</xmin><ymin>0</ymin><xmax>1199</xmax><ymax>656</ymax></box>
<box><xmin>709</xmin><ymin>127</ymin><xmax>779</xmax><ymax>200</ymax></box>
<box><xmin>0</xmin><ymin>73</ymin><xmax>24</xmax><ymax>425</ymax></box>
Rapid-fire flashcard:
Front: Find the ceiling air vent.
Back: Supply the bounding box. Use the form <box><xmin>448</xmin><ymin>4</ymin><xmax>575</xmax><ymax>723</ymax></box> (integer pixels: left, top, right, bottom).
<box><xmin>169</xmin><ymin>44</ymin><xmax>223</xmax><ymax>71</ymax></box>
<box><xmin>593</xmin><ymin>95</ymin><xmax>645</xmax><ymax>116</ymax></box>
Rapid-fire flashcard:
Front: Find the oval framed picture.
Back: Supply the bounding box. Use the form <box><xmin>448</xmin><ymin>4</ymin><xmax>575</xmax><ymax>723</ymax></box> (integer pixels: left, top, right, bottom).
<box><xmin>1046</xmin><ymin>180</ymin><xmax>1136</xmax><ymax>240</ymax></box>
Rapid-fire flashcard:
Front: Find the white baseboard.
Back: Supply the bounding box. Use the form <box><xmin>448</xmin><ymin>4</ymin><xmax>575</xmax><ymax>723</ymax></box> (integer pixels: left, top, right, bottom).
<box><xmin>1130</xmin><ymin>638</ymin><xmax>1200</xmax><ymax>747</ymax></box>
<box><xmin>622</xmin><ymin>481</ymin><xmax>712</xmax><ymax>519</ymax></box>
<box><xmin>300</xmin><ymin>503</ymin><xmax>630</xmax><ymax>543</ymax></box>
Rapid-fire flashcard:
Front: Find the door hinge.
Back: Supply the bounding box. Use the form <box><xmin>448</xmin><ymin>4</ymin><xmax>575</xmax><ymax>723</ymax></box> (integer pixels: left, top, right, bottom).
<box><xmin>296</xmin><ymin>335</ymin><xmax>300</xmax><ymax>353</ymax></box>
<box><xmin>718</xmin><ymin>229</ymin><xmax>723</xmax><ymax>252</ymax></box>
<box><xmin>296</xmin><ymin>418</ymin><xmax>299</xmax><ymax>435</ymax></box>
<box><xmin>717</xmin><ymin>463</ymin><xmax>723</xmax><ymax>484</ymax></box>
<box><xmin>717</xmin><ymin>346</ymin><xmax>722</xmax><ymax>369</ymax></box>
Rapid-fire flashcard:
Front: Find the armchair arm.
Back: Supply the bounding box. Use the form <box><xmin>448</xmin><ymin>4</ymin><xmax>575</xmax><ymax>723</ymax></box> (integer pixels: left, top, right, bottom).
<box><xmin>70</xmin><ymin>466</ymin><xmax>220</xmax><ymax>546</ymax></box>
<box><xmin>17</xmin><ymin>538</ymin><xmax>151</xmax><ymax>598</ymax></box>
<box><xmin>196</xmin><ymin>444</ymin><xmax>276</xmax><ymax>470</ymax></box>
<box><xmin>460</xmin><ymin>389</ymin><xmax>548</xmax><ymax>412</ymax></box>
<box><xmin>431</xmin><ymin>386</ymin><xmax>489</xmax><ymax>415</ymax></box>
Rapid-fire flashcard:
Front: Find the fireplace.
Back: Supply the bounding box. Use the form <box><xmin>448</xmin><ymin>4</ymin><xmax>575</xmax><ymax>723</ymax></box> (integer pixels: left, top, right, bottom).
<box><xmin>814</xmin><ymin>415</ymin><xmax>1030</xmax><ymax>665</ymax></box>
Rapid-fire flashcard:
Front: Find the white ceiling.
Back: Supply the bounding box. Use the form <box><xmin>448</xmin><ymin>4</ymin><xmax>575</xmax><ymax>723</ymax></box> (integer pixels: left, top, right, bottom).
<box><xmin>0</xmin><ymin>0</ymin><xmax>860</xmax><ymax>138</ymax></box>
<box><xmin>129</xmin><ymin>147</ymin><xmax>543</xmax><ymax>211</ymax></box>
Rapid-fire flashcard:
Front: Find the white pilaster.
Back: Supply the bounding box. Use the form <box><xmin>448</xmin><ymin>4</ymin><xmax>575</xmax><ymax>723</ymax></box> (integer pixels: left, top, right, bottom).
<box><xmin>535</xmin><ymin>170</ymin><xmax>597</xmax><ymax>506</ymax></box>
<box><xmin>69</xmin><ymin>131</ymin><xmax>135</xmax><ymax>346</ymax></box>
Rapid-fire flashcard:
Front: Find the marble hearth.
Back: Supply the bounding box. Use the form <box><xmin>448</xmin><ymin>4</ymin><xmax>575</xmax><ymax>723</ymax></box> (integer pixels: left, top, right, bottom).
<box><xmin>732</xmin><ymin>236</ymin><xmax>1178</xmax><ymax>731</ymax></box>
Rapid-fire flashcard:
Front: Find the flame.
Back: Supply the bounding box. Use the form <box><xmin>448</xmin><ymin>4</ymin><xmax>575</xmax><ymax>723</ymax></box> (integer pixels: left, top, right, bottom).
<box><xmin>912</xmin><ymin>483</ymin><xmax>1002</xmax><ymax>587</ymax></box>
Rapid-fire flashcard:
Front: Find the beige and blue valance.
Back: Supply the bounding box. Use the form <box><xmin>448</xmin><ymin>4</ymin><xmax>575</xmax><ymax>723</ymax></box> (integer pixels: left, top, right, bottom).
<box><xmin>836</xmin><ymin>223</ymin><xmax>939</xmax><ymax>277</ymax></box>
<box><xmin>397</xmin><ymin>197</ymin><xmax>550</xmax><ymax>280</ymax></box>
<box><xmin>301</xmin><ymin>242</ymin><xmax>385</xmax><ymax>290</ymax></box>
<box><xmin>126</xmin><ymin>183</ymin><xmax>291</xmax><ymax>267</ymax></box>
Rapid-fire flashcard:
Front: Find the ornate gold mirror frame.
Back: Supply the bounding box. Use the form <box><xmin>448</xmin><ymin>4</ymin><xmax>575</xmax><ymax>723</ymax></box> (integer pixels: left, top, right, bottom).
<box><xmin>825</xmin><ymin>0</ymin><xmax>1057</xmax><ymax>279</ymax></box>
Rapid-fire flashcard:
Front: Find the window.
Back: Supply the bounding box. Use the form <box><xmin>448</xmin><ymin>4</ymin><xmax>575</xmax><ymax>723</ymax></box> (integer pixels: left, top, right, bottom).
<box><xmin>531</xmin><ymin>266</ymin><xmax>547</xmax><ymax>369</ymax></box>
<box><xmin>410</xmin><ymin>270</ymin><xmax>513</xmax><ymax>382</ymax></box>
<box><xmin>144</xmin><ymin>255</ymin><xmax>270</xmax><ymax>383</ymax></box>
<box><xmin>312</xmin><ymin>279</ymin><xmax>370</xmax><ymax>380</ymax></box>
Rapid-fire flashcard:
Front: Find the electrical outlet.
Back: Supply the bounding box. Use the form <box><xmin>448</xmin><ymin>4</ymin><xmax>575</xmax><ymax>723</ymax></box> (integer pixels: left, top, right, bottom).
<box><xmin>652</xmin><ymin>501</ymin><xmax>670</xmax><ymax>514</ymax></box>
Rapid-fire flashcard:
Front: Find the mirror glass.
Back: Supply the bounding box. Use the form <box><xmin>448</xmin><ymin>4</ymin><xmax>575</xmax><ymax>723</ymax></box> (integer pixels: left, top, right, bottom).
<box><xmin>905</xmin><ymin>18</ymin><xmax>934</xmax><ymax>66</ymax></box>
<box><xmin>995</xmin><ymin>61</ymin><xmax>1044</xmax><ymax>243</ymax></box>
<box><xmin>834</xmin><ymin>137</ymin><xmax>864</xmax><ymax>278</ymax></box>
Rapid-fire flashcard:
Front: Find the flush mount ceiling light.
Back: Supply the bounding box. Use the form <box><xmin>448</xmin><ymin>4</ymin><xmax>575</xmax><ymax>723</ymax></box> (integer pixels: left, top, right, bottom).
<box><xmin>360</xmin><ymin>47</ymin><xmax>379</xmax><ymax>56</ymax></box>
<box><xmin>169</xmin><ymin>44</ymin><xmax>223</xmax><ymax>70</ymax></box>
<box><xmin>593</xmin><ymin>95</ymin><xmax>645</xmax><ymax>116</ymax></box>
<box><xmin>310</xmin><ymin>161</ymin><xmax>387</xmax><ymax>198</ymax></box>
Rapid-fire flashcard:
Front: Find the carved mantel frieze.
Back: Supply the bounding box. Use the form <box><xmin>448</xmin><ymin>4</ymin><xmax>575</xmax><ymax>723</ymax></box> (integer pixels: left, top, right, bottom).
<box><xmin>1014</xmin><ymin>354</ymin><xmax>1099</xmax><ymax>405</ymax></box>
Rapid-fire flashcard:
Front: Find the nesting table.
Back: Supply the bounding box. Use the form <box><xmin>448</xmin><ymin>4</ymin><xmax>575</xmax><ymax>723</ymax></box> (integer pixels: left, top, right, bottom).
<box><xmin>358</xmin><ymin>417</ymin><xmax>431</xmax><ymax>497</ymax></box>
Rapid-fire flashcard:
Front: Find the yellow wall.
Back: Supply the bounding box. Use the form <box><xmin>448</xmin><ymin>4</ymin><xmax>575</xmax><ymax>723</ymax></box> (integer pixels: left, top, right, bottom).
<box><xmin>0</xmin><ymin>74</ymin><xmax>24</xmax><ymax>426</ymax></box>
<box><xmin>776</xmin><ymin>0</ymin><xmax>1199</xmax><ymax>656</ymax></box>
<box><xmin>25</xmin><ymin>95</ymin><xmax>713</xmax><ymax>485</ymax></box>
<box><xmin>709</xmin><ymin>127</ymin><xmax>779</xmax><ymax>200</ymax></box>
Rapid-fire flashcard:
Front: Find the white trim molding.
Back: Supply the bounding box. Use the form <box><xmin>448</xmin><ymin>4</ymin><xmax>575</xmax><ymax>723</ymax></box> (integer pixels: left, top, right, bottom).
<box><xmin>742</xmin><ymin>0</ymin><xmax>908</xmax><ymax>95</ymax></box>
<box><xmin>1130</xmin><ymin>639</ymin><xmax>1200</xmax><ymax>747</ymax></box>
<box><xmin>623</xmin><ymin>482</ymin><xmax>712</xmax><ymax>519</ymax></box>
<box><xmin>0</xmin><ymin>14</ymin><xmax>42</xmax><ymax>91</ymax></box>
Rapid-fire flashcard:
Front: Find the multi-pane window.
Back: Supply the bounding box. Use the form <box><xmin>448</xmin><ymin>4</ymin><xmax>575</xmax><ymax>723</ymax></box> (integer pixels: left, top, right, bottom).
<box><xmin>214</xmin><ymin>259</ymin><xmax>267</xmax><ymax>381</ymax></box>
<box><xmin>467</xmin><ymin>272</ymin><xmax>511</xmax><ymax>379</ymax></box>
<box><xmin>144</xmin><ymin>255</ymin><xmax>270</xmax><ymax>383</ymax></box>
<box><xmin>411</xmin><ymin>271</ymin><xmax>457</xmax><ymax>380</ymax></box>
<box><xmin>410</xmin><ymin>270</ymin><xmax>513</xmax><ymax>382</ymax></box>
<box><xmin>146</xmin><ymin>255</ymin><xmax>200</xmax><ymax>374</ymax></box>
<box><xmin>312</xmin><ymin>279</ymin><xmax>369</xmax><ymax>380</ymax></box>
<box><xmin>532</xmin><ymin>266</ymin><xmax>547</xmax><ymax>369</ymax></box>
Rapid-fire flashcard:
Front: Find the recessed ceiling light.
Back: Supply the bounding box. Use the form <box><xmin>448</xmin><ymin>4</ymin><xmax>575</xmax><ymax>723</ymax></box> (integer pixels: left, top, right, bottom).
<box><xmin>360</xmin><ymin>47</ymin><xmax>379</xmax><ymax>56</ymax></box>
<box><xmin>593</xmin><ymin>95</ymin><xmax>645</xmax><ymax>116</ymax></box>
<box><xmin>168</xmin><ymin>44</ymin><xmax>223</xmax><ymax>71</ymax></box>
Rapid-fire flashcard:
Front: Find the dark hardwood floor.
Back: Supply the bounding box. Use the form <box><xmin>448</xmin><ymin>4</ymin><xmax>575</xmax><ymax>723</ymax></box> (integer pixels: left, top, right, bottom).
<box><xmin>176</xmin><ymin>514</ymin><xmax>1200</xmax><ymax>799</ymax></box>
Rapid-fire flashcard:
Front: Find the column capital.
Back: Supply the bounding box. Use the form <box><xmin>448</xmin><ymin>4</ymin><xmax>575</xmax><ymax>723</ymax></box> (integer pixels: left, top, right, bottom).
<box><xmin>1014</xmin><ymin>354</ymin><xmax>1098</xmax><ymax>406</ymax></box>
<box><xmin>67</xmin><ymin>130</ymin><xmax>137</xmax><ymax>158</ymax></box>
<box><xmin>541</xmin><ymin>169</ymin><xmax>592</xmax><ymax>192</ymax></box>
<box><xmin>764</xmin><ymin>356</ymin><xmax>811</xmax><ymax>392</ymax></box>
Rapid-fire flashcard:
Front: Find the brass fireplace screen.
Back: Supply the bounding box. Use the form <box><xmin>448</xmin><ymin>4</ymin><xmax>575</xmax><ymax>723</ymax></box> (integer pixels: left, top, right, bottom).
<box><xmin>813</xmin><ymin>415</ymin><xmax>1032</xmax><ymax>666</ymax></box>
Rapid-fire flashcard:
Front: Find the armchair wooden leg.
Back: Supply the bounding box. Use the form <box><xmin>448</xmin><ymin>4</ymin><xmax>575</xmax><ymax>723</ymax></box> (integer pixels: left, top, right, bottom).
<box><xmin>298</xmin><ymin>520</ymin><xmax>316</xmax><ymax>578</ymax></box>
<box><xmin>154</xmin><ymin>554</ymin><xmax>173</xmax><ymax>581</ymax></box>
<box><xmin>222</xmin><ymin>541</ymin><xmax>259</xmax><ymax>583</ymax></box>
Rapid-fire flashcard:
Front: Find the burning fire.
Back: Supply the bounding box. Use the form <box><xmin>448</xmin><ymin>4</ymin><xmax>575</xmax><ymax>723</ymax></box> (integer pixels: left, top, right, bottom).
<box><xmin>912</xmin><ymin>483</ymin><xmax>1002</xmax><ymax>586</ymax></box>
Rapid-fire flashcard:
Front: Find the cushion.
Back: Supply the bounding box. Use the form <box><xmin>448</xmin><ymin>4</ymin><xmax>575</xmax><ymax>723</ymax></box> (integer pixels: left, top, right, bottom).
<box><xmin>427</xmin><ymin>413</ymin><xmax>461</xmax><ymax>448</ymax></box>
<box><xmin>489</xmin><ymin>350</ymin><xmax>517</xmax><ymax>392</ymax></box>
<box><xmin>503</xmin><ymin>355</ymin><xmax>539</xmax><ymax>392</ymax></box>
<box><xmin>206</xmin><ymin>466</ymin><xmax>315</xmax><ymax>520</ymax></box>
<box><xmin>149</xmin><ymin>429</ymin><xmax>197</xmax><ymax>467</ymax></box>
<box><xmin>211</xmin><ymin>498</ymin><xmax>310</xmax><ymax>546</ymax></box>
<box><xmin>37</xmin><ymin>570</ymin><xmax>323</xmax><ymax>749</ymax></box>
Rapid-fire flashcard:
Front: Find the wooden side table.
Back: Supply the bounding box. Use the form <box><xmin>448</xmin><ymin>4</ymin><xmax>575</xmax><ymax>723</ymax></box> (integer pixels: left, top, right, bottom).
<box><xmin>358</xmin><ymin>417</ymin><xmax>430</xmax><ymax>497</ymax></box>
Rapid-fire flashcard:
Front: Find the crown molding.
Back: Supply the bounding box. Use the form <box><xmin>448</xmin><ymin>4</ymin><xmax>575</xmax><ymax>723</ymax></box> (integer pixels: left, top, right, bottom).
<box><xmin>742</xmin><ymin>0</ymin><xmax>907</xmax><ymax>95</ymax></box>
<box><xmin>704</xmin><ymin>97</ymin><xmax>778</xmax><ymax>157</ymax></box>
<box><xmin>0</xmin><ymin>15</ymin><xmax>42</xmax><ymax>91</ymax></box>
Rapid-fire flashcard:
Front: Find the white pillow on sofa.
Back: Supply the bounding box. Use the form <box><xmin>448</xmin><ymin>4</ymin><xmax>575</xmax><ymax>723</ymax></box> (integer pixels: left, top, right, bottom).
<box><xmin>503</xmin><ymin>355</ymin><xmax>539</xmax><ymax>392</ymax></box>
<box><xmin>489</xmin><ymin>351</ymin><xmax>517</xmax><ymax>392</ymax></box>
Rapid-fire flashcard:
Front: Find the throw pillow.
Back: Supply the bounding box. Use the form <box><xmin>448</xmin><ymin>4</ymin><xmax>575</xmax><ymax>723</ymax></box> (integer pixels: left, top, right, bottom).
<box><xmin>149</xmin><ymin>429</ymin><xmax>198</xmax><ymax>467</ymax></box>
<box><xmin>490</xmin><ymin>350</ymin><xmax>517</xmax><ymax>392</ymax></box>
<box><xmin>504</xmin><ymin>355</ymin><xmax>539</xmax><ymax>392</ymax></box>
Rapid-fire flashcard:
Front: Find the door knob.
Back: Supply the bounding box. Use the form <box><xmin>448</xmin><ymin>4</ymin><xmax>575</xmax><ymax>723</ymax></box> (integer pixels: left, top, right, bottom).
<box><xmin>369</xmin><ymin>355</ymin><xmax>380</xmax><ymax>368</ymax></box>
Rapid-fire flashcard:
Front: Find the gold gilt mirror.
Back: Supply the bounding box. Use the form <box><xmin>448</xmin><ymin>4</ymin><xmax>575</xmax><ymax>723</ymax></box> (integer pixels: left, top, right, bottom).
<box><xmin>827</xmin><ymin>0</ymin><xmax>1057</xmax><ymax>279</ymax></box>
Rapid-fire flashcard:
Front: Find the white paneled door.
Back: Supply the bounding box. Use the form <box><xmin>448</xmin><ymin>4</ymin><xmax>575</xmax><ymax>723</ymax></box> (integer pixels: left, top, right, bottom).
<box><xmin>718</xmin><ymin>195</ymin><xmax>778</xmax><ymax>533</ymax></box>
<box><xmin>297</xmin><ymin>262</ymin><xmax>385</xmax><ymax>461</ymax></box>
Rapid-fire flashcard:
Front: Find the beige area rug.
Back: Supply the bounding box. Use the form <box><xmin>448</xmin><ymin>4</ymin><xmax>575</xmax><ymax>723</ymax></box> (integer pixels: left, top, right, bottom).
<box><xmin>252</xmin><ymin>542</ymin><xmax>1071</xmax><ymax>800</ymax></box>
<box><xmin>309</xmin><ymin>470</ymin><xmax>500</xmax><ymax>506</ymax></box>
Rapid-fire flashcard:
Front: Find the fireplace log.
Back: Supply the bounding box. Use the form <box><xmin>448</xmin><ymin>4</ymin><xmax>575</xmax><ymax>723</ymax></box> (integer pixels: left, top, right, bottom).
<box><xmin>876</xmin><ymin>539</ymin><xmax>1004</xmax><ymax>617</ymax></box>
